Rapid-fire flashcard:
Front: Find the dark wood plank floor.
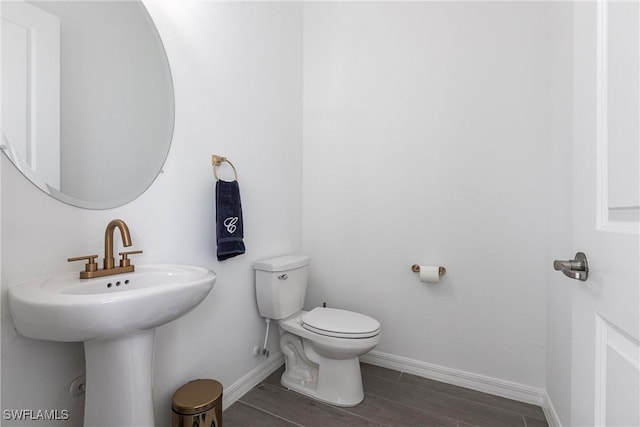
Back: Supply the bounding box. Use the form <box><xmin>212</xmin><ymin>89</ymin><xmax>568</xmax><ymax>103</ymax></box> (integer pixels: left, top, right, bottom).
<box><xmin>223</xmin><ymin>363</ymin><xmax>549</xmax><ymax>427</ymax></box>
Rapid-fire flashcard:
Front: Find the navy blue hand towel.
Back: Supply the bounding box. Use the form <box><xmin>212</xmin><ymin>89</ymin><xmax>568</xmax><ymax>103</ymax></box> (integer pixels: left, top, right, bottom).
<box><xmin>215</xmin><ymin>180</ymin><xmax>245</xmax><ymax>261</ymax></box>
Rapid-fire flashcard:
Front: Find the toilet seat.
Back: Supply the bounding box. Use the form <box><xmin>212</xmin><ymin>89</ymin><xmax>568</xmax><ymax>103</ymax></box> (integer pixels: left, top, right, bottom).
<box><xmin>302</xmin><ymin>307</ymin><xmax>380</xmax><ymax>339</ymax></box>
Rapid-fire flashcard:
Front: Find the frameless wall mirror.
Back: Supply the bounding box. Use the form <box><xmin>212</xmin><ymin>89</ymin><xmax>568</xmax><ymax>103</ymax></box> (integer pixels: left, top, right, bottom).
<box><xmin>1</xmin><ymin>0</ymin><xmax>174</xmax><ymax>209</ymax></box>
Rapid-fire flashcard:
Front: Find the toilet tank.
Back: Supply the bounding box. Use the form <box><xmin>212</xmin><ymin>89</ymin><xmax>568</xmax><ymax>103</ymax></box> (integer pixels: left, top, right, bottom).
<box><xmin>254</xmin><ymin>255</ymin><xmax>310</xmax><ymax>320</ymax></box>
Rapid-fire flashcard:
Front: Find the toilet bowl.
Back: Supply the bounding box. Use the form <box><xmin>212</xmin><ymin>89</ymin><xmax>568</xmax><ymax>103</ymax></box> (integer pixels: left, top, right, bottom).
<box><xmin>254</xmin><ymin>255</ymin><xmax>381</xmax><ymax>406</ymax></box>
<box><xmin>278</xmin><ymin>308</ymin><xmax>380</xmax><ymax>406</ymax></box>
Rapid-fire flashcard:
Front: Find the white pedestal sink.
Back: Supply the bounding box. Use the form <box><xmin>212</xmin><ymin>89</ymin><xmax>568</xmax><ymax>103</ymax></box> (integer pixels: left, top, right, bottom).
<box><xmin>8</xmin><ymin>264</ymin><xmax>216</xmax><ymax>427</ymax></box>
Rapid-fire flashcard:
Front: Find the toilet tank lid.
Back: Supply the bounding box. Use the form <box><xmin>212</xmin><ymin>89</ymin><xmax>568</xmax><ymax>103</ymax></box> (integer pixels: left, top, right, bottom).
<box><xmin>253</xmin><ymin>255</ymin><xmax>310</xmax><ymax>272</ymax></box>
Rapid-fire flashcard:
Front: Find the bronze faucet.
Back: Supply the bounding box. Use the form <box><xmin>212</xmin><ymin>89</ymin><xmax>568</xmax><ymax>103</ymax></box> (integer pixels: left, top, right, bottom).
<box><xmin>68</xmin><ymin>219</ymin><xmax>143</xmax><ymax>279</ymax></box>
<box><xmin>104</xmin><ymin>219</ymin><xmax>131</xmax><ymax>269</ymax></box>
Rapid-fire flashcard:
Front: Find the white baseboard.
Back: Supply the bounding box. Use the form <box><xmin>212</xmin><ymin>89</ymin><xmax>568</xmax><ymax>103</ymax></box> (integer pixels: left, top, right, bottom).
<box><xmin>222</xmin><ymin>352</ymin><xmax>284</xmax><ymax>410</ymax></box>
<box><xmin>542</xmin><ymin>392</ymin><xmax>563</xmax><ymax>427</ymax></box>
<box><xmin>360</xmin><ymin>350</ymin><xmax>545</xmax><ymax>406</ymax></box>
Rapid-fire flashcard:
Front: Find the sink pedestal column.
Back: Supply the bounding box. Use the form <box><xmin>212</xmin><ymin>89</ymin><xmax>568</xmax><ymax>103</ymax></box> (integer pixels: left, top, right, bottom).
<box><xmin>84</xmin><ymin>330</ymin><xmax>155</xmax><ymax>427</ymax></box>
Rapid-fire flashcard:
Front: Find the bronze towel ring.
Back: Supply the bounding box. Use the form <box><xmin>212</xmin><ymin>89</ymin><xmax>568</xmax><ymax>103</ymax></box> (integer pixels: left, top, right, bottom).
<box><xmin>212</xmin><ymin>155</ymin><xmax>239</xmax><ymax>181</ymax></box>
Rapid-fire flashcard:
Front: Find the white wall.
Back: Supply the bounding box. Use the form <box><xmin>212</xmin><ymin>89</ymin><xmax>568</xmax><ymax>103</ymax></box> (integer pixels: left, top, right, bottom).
<box><xmin>302</xmin><ymin>2</ymin><xmax>556</xmax><ymax>389</ymax></box>
<box><xmin>1</xmin><ymin>1</ymin><xmax>302</xmax><ymax>425</ymax></box>
<box><xmin>544</xmin><ymin>3</ymin><xmax>574</xmax><ymax>426</ymax></box>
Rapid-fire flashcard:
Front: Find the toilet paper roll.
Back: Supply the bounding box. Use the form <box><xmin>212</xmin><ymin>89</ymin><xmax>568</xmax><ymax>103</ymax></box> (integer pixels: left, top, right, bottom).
<box><xmin>419</xmin><ymin>266</ymin><xmax>440</xmax><ymax>284</ymax></box>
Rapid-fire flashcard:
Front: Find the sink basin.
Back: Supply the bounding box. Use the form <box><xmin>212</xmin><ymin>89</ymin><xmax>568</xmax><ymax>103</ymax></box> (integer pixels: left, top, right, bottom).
<box><xmin>8</xmin><ymin>264</ymin><xmax>216</xmax><ymax>342</ymax></box>
<box><xmin>7</xmin><ymin>264</ymin><xmax>216</xmax><ymax>427</ymax></box>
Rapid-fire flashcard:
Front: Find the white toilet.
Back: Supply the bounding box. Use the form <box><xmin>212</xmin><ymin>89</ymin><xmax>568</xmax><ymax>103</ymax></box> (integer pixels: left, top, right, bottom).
<box><xmin>254</xmin><ymin>255</ymin><xmax>381</xmax><ymax>407</ymax></box>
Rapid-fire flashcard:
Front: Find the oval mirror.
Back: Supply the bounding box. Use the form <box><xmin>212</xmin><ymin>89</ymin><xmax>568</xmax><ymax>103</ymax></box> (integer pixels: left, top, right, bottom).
<box><xmin>1</xmin><ymin>0</ymin><xmax>174</xmax><ymax>209</ymax></box>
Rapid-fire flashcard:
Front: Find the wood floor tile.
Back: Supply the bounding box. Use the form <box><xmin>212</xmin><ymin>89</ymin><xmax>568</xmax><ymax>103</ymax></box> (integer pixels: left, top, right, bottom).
<box><xmin>524</xmin><ymin>415</ymin><xmax>550</xmax><ymax>427</ymax></box>
<box><xmin>240</xmin><ymin>383</ymin><xmax>383</xmax><ymax>427</ymax></box>
<box><xmin>224</xmin><ymin>401</ymin><xmax>300</xmax><ymax>427</ymax></box>
<box><xmin>363</xmin><ymin>374</ymin><xmax>526</xmax><ymax>427</ymax></box>
<box><xmin>263</xmin><ymin>365</ymin><xmax>286</xmax><ymax>388</ymax></box>
<box><xmin>399</xmin><ymin>372</ymin><xmax>547</xmax><ymax>421</ymax></box>
<box><xmin>361</xmin><ymin>363</ymin><xmax>402</xmax><ymax>383</ymax></box>
<box><xmin>343</xmin><ymin>392</ymin><xmax>458</xmax><ymax>426</ymax></box>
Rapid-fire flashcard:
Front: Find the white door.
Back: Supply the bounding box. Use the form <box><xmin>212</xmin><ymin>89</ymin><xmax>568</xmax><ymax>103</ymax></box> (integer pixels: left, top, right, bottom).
<box><xmin>569</xmin><ymin>1</ymin><xmax>640</xmax><ymax>425</ymax></box>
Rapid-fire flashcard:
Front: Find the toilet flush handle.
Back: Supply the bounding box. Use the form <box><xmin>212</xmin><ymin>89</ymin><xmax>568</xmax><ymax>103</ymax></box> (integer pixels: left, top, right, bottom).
<box><xmin>278</xmin><ymin>274</ymin><xmax>288</xmax><ymax>280</ymax></box>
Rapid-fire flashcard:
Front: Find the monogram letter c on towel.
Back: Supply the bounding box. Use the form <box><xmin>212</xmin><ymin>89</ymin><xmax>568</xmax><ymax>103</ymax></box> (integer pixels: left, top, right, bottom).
<box><xmin>224</xmin><ymin>217</ymin><xmax>239</xmax><ymax>233</ymax></box>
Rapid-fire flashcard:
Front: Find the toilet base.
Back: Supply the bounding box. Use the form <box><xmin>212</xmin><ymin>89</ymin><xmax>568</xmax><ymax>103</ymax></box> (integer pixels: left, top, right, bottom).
<box><xmin>281</xmin><ymin>357</ymin><xmax>365</xmax><ymax>407</ymax></box>
<box><xmin>280</xmin><ymin>332</ymin><xmax>365</xmax><ymax>407</ymax></box>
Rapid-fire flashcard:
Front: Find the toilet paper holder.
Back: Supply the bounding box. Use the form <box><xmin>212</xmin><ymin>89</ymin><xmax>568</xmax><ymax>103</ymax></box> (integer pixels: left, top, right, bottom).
<box><xmin>411</xmin><ymin>264</ymin><xmax>446</xmax><ymax>276</ymax></box>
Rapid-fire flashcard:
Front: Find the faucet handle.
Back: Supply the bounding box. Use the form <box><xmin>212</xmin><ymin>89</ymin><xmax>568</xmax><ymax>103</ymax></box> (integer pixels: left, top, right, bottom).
<box><xmin>119</xmin><ymin>250</ymin><xmax>143</xmax><ymax>267</ymax></box>
<box><xmin>68</xmin><ymin>255</ymin><xmax>99</xmax><ymax>273</ymax></box>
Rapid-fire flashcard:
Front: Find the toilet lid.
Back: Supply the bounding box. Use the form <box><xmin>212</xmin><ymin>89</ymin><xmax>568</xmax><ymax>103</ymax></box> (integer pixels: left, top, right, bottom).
<box><xmin>302</xmin><ymin>307</ymin><xmax>380</xmax><ymax>339</ymax></box>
